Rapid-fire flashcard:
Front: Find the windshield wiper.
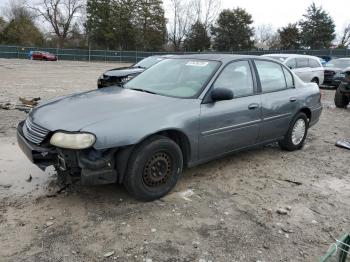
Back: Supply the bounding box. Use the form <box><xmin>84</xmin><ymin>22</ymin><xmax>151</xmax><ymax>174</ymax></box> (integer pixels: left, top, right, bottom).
<box><xmin>129</xmin><ymin>88</ymin><xmax>157</xmax><ymax>94</ymax></box>
<box><xmin>133</xmin><ymin>66</ymin><xmax>146</xmax><ymax>69</ymax></box>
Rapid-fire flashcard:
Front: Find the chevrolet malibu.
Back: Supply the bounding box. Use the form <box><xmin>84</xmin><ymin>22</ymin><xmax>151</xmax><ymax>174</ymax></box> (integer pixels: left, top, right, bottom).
<box><xmin>17</xmin><ymin>54</ymin><xmax>322</xmax><ymax>201</ymax></box>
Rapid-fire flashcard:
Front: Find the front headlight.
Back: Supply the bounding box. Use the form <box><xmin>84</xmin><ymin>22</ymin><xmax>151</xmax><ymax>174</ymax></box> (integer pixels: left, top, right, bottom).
<box><xmin>50</xmin><ymin>132</ymin><xmax>96</xmax><ymax>149</ymax></box>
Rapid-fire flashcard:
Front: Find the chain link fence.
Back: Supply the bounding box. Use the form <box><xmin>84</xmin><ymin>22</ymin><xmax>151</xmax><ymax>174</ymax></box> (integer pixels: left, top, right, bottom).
<box><xmin>0</xmin><ymin>45</ymin><xmax>349</xmax><ymax>63</ymax></box>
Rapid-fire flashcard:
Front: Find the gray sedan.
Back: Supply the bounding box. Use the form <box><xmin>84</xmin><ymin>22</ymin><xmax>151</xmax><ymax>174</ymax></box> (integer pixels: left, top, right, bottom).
<box><xmin>17</xmin><ymin>54</ymin><xmax>322</xmax><ymax>201</ymax></box>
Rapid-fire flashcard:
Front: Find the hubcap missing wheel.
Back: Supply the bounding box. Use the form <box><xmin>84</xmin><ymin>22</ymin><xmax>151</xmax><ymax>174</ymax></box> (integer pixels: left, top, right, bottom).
<box><xmin>143</xmin><ymin>152</ymin><xmax>172</xmax><ymax>187</ymax></box>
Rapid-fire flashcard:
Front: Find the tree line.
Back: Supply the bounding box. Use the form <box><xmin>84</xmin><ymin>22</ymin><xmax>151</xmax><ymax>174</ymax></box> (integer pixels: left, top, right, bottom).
<box><xmin>0</xmin><ymin>0</ymin><xmax>349</xmax><ymax>51</ymax></box>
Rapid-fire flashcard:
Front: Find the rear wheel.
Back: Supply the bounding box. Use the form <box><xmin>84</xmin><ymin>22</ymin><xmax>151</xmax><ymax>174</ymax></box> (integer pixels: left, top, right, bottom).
<box><xmin>279</xmin><ymin>112</ymin><xmax>308</xmax><ymax>151</ymax></box>
<box><xmin>124</xmin><ymin>136</ymin><xmax>183</xmax><ymax>201</ymax></box>
<box><xmin>334</xmin><ymin>87</ymin><xmax>349</xmax><ymax>108</ymax></box>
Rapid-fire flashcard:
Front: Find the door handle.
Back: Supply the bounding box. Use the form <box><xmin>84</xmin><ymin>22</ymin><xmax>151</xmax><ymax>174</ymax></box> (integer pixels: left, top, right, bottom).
<box><xmin>248</xmin><ymin>103</ymin><xmax>259</xmax><ymax>110</ymax></box>
<box><xmin>289</xmin><ymin>97</ymin><xmax>297</xmax><ymax>102</ymax></box>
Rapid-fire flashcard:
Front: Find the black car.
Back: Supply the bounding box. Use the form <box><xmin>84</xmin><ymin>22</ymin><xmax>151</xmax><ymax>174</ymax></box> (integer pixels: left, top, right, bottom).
<box><xmin>323</xmin><ymin>58</ymin><xmax>350</xmax><ymax>88</ymax></box>
<box><xmin>334</xmin><ymin>69</ymin><xmax>350</xmax><ymax>108</ymax></box>
<box><xmin>97</xmin><ymin>55</ymin><xmax>172</xmax><ymax>88</ymax></box>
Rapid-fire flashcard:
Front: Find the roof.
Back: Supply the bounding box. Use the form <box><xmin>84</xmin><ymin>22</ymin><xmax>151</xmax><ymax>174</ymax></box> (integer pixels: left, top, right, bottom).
<box><xmin>170</xmin><ymin>53</ymin><xmax>262</xmax><ymax>62</ymax></box>
<box><xmin>262</xmin><ymin>53</ymin><xmax>318</xmax><ymax>59</ymax></box>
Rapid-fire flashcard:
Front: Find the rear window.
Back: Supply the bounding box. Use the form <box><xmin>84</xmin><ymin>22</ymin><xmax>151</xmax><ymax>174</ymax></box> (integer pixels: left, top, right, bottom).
<box><xmin>296</xmin><ymin>58</ymin><xmax>309</xmax><ymax>68</ymax></box>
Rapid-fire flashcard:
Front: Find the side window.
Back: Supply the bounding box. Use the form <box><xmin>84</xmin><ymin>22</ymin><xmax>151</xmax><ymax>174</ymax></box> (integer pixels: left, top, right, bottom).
<box><xmin>309</xmin><ymin>58</ymin><xmax>321</xmax><ymax>68</ymax></box>
<box><xmin>283</xmin><ymin>67</ymin><xmax>294</xmax><ymax>88</ymax></box>
<box><xmin>285</xmin><ymin>58</ymin><xmax>297</xmax><ymax>69</ymax></box>
<box><xmin>255</xmin><ymin>60</ymin><xmax>287</xmax><ymax>93</ymax></box>
<box><xmin>213</xmin><ymin>60</ymin><xmax>254</xmax><ymax>97</ymax></box>
<box><xmin>296</xmin><ymin>58</ymin><xmax>309</xmax><ymax>68</ymax></box>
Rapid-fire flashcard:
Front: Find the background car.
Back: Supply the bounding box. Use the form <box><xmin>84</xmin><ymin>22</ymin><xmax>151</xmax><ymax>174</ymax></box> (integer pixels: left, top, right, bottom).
<box><xmin>17</xmin><ymin>54</ymin><xmax>322</xmax><ymax>201</ymax></box>
<box><xmin>323</xmin><ymin>58</ymin><xmax>350</xmax><ymax>88</ymax></box>
<box><xmin>97</xmin><ymin>55</ymin><xmax>172</xmax><ymax>88</ymax></box>
<box><xmin>263</xmin><ymin>54</ymin><xmax>324</xmax><ymax>86</ymax></box>
<box><xmin>29</xmin><ymin>51</ymin><xmax>57</xmax><ymax>61</ymax></box>
<box><xmin>334</xmin><ymin>68</ymin><xmax>350</xmax><ymax>108</ymax></box>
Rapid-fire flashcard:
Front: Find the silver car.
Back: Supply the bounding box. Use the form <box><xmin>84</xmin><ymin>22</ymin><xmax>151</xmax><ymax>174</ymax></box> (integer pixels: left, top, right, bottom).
<box><xmin>17</xmin><ymin>54</ymin><xmax>322</xmax><ymax>201</ymax></box>
<box><xmin>263</xmin><ymin>54</ymin><xmax>324</xmax><ymax>86</ymax></box>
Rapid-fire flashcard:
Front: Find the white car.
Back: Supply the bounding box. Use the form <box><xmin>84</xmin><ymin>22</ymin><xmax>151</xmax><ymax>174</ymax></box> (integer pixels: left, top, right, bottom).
<box><xmin>262</xmin><ymin>54</ymin><xmax>324</xmax><ymax>85</ymax></box>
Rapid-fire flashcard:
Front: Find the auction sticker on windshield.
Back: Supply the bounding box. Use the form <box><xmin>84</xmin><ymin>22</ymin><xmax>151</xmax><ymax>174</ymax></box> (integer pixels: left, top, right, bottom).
<box><xmin>186</xmin><ymin>61</ymin><xmax>209</xmax><ymax>67</ymax></box>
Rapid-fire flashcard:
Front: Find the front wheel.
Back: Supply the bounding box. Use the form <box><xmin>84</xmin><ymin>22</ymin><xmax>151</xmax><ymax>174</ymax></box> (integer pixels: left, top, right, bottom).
<box><xmin>124</xmin><ymin>136</ymin><xmax>183</xmax><ymax>201</ymax></box>
<box><xmin>279</xmin><ymin>112</ymin><xmax>309</xmax><ymax>151</ymax></box>
<box><xmin>311</xmin><ymin>78</ymin><xmax>319</xmax><ymax>86</ymax></box>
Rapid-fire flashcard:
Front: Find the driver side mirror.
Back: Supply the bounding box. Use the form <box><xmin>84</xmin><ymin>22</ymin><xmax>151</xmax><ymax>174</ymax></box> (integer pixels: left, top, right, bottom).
<box><xmin>211</xmin><ymin>88</ymin><xmax>233</xmax><ymax>102</ymax></box>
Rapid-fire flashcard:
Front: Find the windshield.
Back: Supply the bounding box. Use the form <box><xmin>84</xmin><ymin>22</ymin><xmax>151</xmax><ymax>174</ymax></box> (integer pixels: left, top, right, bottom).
<box><xmin>133</xmin><ymin>56</ymin><xmax>165</xmax><ymax>69</ymax></box>
<box><xmin>264</xmin><ymin>56</ymin><xmax>288</xmax><ymax>62</ymax></box>
<box><xmin>125</xmin><ymin>58</ymin><xmax>220</xmax><ymax>98</ymax></box>
<box><xmin>325</xmin><ymin>59</ymin><xmax>350</xmax><ymax>69</ymax></box>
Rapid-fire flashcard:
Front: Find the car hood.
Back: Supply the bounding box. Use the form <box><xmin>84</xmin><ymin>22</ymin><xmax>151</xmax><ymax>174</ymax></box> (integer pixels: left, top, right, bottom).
<box><xmin>30</xmin><ymin>87</ymin><xmax>193</xmax><ymax>132</ymax></box>
<box><xmin>324</xmin><ymin>67</ymin><xmax>342</xmax><ymax>72</ymax></box>
<box><xmin>104</xmin><ymin>67</ymin><xmax>144</xmax><ymax>77</ymax></box>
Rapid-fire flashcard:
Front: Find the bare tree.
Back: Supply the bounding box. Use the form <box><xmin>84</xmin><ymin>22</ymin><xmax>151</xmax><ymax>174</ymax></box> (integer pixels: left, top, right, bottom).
<box><xmin>167</xmin><ymin>0</ymin><xmax>193</xmax><ymax>51</ymax></box>
<box><xmin>30</xmin><ymin>0</ymin><xmax>84</xmax><ymax>48</ymax></box>
<box><xmin>167</xmin><ymin>0</ymin><xmax>220</xmax><ymax>51</ymax></box>
<box><xmin>192</xmin><ymin>0</ymin><xmax>221</xmax><ymax>31</ymax></box>
<box><xmin>338</xmin><ymin>23</ymin><xmax>350</xmax><ymax>48</ymax></box>
<box><xmin>3</xmin><ymin>0</ymin><xmax>34</xmax><ymax>21</ymax></box>
<box><xmin>255</xmin><ymin>24</ymin><xmax>274</xmax><ymax>47</ymax></box>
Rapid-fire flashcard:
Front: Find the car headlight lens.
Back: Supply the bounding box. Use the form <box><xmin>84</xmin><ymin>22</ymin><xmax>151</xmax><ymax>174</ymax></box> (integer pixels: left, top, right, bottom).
<box><xmin>50</xmin><ymin>132</ymin><xmax>96</xmax><ymax>149</ymax></box>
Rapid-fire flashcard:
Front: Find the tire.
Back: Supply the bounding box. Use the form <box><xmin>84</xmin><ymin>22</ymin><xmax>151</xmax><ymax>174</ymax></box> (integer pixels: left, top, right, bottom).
<box><xmin>311</xmin><ymin>77</ymin><xmax>319</xmax><ymax>86</ymax></box>
<box><xmin>124</xmin><ymin>135</ymin><xmax>183</xmax><ymax>201</ymax></box>
<box><xmin>334</xmin><ymin>87</ymin><xmax>349</xmax><ymax>108</ymax></box>
<box><xmin>279</xmin><ymin>112</ymin><xmax>309</xmax><ymax>151</ymax></box>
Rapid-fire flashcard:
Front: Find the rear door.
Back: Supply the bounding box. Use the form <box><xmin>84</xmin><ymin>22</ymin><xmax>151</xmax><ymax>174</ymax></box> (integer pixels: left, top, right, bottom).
<box><xmin>293</xmin><ymin>58</ymin><xmax>310</xmax><ymax>82</ymax></box>
<box><xmin>254</xmin><ymin>59</ymin><xmax>299</xmax><ymax>142</ymax></box>
<box><xmin>199</xmin><ymin>60</ymin><xmax>261</xmax><ymax>160</ymax></box>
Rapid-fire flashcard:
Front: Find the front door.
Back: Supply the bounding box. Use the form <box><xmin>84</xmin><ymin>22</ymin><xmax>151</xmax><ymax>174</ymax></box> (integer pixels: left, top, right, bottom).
<box><xmin>199</xmin><ymin>60</ymin><xmax>261</xmax><ymax>160</ymax></box>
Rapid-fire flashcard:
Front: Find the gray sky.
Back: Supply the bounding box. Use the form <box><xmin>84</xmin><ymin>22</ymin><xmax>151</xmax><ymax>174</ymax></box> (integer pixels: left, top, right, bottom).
<box><xmin>220</xmin><ymin>0</ymin><xmax>349</xmax><ymax>33</ymax></box>
<box><xmin>163</xmin><ymin>0</ymin><xmax>349</xmax><ymax>37</ymax></box>
<box><xmin>1</xmin><ymin>0</ymin><xmax>349</xmax><ymax>35</ymax></box>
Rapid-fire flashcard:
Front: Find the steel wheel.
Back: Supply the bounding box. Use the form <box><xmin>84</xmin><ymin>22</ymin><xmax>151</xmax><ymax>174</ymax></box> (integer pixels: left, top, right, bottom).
<box><xmin>142</xmin><ymin>151</ymin><xmax>172</xmax><ymax>187</ymax></box>
<box><xmin>291</xmin><ymin>119</ymin><xmax>306</xmax><ymax>145</ymax></box>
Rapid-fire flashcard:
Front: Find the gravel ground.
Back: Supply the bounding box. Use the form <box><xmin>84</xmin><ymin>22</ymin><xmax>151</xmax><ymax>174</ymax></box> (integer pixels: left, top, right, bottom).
<box><xmin>0</xmin><ymin>58</ymin><xmax>349</xmax><ymax>262</ymax></box>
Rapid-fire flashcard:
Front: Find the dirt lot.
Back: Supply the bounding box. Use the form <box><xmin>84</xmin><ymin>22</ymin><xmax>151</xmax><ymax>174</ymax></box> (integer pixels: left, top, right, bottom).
<box><xmin>0</xmin><ymin>58</ymin><xmax>349</xmax><ymax>262</ymax></box>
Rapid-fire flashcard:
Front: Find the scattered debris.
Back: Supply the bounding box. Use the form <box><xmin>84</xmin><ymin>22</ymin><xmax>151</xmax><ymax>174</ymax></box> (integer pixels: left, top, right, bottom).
<box><xmin>286</xmin><ymin>206</ymin><xmax>292</xmax><ymax>211</ymax></box>
<box><xmin>281</xmin><ymin>227</ymin><xmax>294</xmax><ymax>233</ymax></box>
<box><xmin>151</xmin><ymin>228</ymin><xmax>156</xmax><ymax>233</ymax></box>
<box><xmin>0</xmin><ymin>97</ymin><xmax>40</xmax><ymax>113</ymax></box>
<box><xmin>335</xmin><ymin>139</ymin><xmax>350</xmax><ymax>150</ymax></box>
<box><xmin>103</xmin><ymin>251</ymin><xmax>115</xmax><ymax>258</ymax></box>
<box><xmin>19</xmin><ymin>97</ymin><xmax>40</xmax><ymax>107</ymax></box>
<box><xmin>0</xmin><ymin>184</ymin><xmax>12</xmax><ymax>189</ymax></box>
<box><xmin>277</xmin><ymin>179</ymin><xmax>303</xmax><ymax>186</ymax></box>
<box><xmin>25</xmin><ymin>174</ymin><xmax>32</xmax><ymax>183</ymax></box>
<box><xmin>45</xmin><ymin>221</ymin><xmax>54</xmax><ymax>227</ymax></box>
<box><xmin>276</xmin><ymin>208</ymin><xmax>288</xmax><ymax>215</ymax></box>
<box><xmin>178</xmin><ymin>189</ymin><xmax>194</xmax><ymax>201</ymax></box>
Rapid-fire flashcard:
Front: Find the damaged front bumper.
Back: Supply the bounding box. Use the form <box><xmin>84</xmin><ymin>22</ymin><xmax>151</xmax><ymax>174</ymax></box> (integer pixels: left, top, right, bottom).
<box><xmin>17</xmin><ymin>121</ymin><xmax>119</xmax><ymax>185</ymax></box>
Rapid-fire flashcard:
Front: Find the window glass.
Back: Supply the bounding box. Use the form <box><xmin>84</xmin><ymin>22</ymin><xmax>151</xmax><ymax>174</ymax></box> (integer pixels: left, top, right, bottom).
<box><xmin>124</xmin><ymin>59</ymin><xmax>219</xmax><ymax>98</ymax></box>
<box><xmin>213</xmin><ymin>61</ymin><xmax>254</xmax><ymax>97</ymax></box>
<box><xmin>283</xmin><ymin>67</ymin><xmax>294</xmax><ymax>88</ymax></box>
<box><xmin>255</xmin><ymin>60</ymin><xmax>287</xmax><ymax>92</ymax></box>
<box><xmin>309</xmin><ymin>58</ymin><xmax>320</xmax><ymax>68</ymax></box>
<box><xmin>285</xmin><ymin>58</ymin><xmax>297</xmax><ymax>69</ymax></box>
<box><xmin>296</xmin><ymin>58</ymin><xmax>309</xmax><ymax>68</ymax></box>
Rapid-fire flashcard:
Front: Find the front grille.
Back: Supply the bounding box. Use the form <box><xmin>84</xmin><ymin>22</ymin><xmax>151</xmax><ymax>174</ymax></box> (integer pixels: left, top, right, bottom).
<box><xmin>22</xmin><ymin>117</ymin><xmax>49</xmax><ymax>144</ymax></box>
